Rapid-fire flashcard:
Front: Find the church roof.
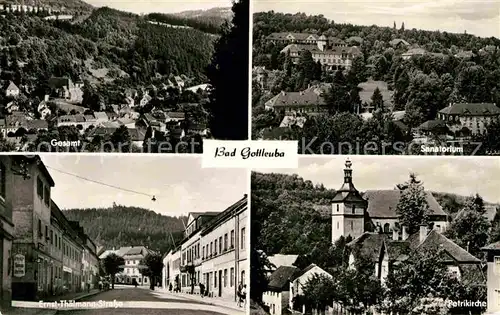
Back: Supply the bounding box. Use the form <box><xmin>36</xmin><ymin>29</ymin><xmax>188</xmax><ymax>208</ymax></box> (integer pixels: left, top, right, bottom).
<box><xmin>364</xmin><ymin>190</ymin><xmax>446</xmax><ymax>218</ymax></box>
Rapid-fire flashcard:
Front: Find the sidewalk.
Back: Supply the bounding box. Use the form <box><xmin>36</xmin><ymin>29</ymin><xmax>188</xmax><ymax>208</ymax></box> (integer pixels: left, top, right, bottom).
<box><xmin>157</xmin><ymin>289</ymin><xmax>246</xmax><ymax>313</ymax></box>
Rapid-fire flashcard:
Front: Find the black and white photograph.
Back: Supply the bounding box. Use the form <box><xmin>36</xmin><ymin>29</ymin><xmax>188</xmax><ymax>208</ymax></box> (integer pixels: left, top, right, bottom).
<box><xmin>0</xmin><ymin>0</ymin><xmax>249</xmax><ymax>153</ymax></box>
<box><xmin>0</xmin><ymin>154</ymin><xmax>249</xmax><ymax>314</ymax></box>
<box><xmin>251</xmin><ymin>156</ymin><xmax>500</xmax><ymax>315</ymax></box>
<box><xmin>251</xmin><ymin>0</ymin><xmax>500</xmax><ymax>155</ymax></box>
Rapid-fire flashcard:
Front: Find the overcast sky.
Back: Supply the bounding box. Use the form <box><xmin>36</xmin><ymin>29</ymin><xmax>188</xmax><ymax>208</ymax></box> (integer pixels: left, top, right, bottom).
<box><xmin>254</xmin><ymin>0</ymin><xmax>500</xmax><ymax>39</ymax></box>
<box><xmin>40</xmin><ymin>155</ymin><xmax>248</xmax><ymax>217</ymax></box>
<box><xmin>84</xmin><ymin>0</ymin><xmax>232</xmax><ymax>14</ymax></box>
<box><xmin>255</xmin><ymin>156</ymin><xmax>500</xmax><ymax>203</ymax></box>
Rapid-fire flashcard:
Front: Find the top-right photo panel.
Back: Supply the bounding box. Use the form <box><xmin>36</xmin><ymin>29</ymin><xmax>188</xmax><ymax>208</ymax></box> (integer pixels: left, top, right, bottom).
<box><xmin>251</xmin><ymin>0</ymin><xmax>500</xmax><ymax>155</ymax></box>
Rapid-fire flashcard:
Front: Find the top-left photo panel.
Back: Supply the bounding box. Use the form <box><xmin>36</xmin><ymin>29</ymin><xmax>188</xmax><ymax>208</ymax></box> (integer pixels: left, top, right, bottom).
<box><xmin>0</xmin><ymin>0</ymin><xmax>249</xmax><ymax>153</ymax></box>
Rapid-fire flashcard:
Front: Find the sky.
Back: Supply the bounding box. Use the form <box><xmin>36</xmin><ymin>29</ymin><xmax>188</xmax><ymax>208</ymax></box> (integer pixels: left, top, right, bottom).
<box><xmin>255</xmin><ymin>156</ymin><xmax>500</xmax><ymax>203</ymax></box>
<box><xmin>84</xmin><ymin>0</ymin><xmax>233</xmax><ymax>14</ymax></box>
<box><xmin>254</xmin><ymin>0</ymin><xmax>500</xmax><ymax>39</ymax></box>
<box><xmin>40</xmin><ymin>155</ymin><xmax>248</xmax><ymax>217</ymax></box>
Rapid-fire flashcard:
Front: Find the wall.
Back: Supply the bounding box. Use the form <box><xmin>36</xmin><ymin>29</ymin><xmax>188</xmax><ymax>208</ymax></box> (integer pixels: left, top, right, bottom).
<box><xmin>263</xmin><ymin>291</ymin><xmax>283</xmax><ymax>315</ymax></box>
<box><xmin>486</xmin><ymin>253</ymin><xmax>500</xmax><ymax>314</ymax></box>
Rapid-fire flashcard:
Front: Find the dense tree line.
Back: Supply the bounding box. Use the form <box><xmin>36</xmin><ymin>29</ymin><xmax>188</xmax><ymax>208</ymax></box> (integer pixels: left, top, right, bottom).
<box><xmin>63</xmin><ymin>205</ymin><xmax>186</xmax><ymax>255</ymax></box>
<box><xmin>147</xmin><ymin>13</ymin><xmax>227</xmax><ymax>34</ymax></box>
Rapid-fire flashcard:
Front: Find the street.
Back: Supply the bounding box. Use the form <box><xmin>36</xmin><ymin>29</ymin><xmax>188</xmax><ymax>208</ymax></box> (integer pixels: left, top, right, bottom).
<box><xmin>53</xmin><ymin>286</ymin><xmax>243</xmax><ymax>315</ymax></box>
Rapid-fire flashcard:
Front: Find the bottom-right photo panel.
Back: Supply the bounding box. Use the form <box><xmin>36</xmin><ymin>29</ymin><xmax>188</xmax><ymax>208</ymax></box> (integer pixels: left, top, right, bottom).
<box><xmin>251</xmin><ymin>156</ymin><xmax>499</xmax><ymax>315</ymax></box>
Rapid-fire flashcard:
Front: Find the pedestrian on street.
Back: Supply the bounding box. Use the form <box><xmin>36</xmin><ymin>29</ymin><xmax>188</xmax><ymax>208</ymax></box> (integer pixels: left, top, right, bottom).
<box><xmin>237</xmin><ymin>282</ymin><xmax>243</xmax><ymax>307</ymax></box>
<box><xmin>242</xmin><ymin>285</ymin><xmax>247</xmax><ymax>308</ymax></box>
<box><xmin>199</xmin><ymin>283</ymin><xmax>205</xmax><ymax>298</ymax></box>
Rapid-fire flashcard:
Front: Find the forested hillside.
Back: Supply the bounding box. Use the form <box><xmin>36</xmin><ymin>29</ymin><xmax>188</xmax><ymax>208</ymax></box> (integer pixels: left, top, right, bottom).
<box><xmin>0</xmin><ymin>6</ymin><xmax>215</xmax><ymax>87</ymax></box>
<box><xmin>148</xmin><ymin>7</ymin><xmax>232</xmax><ymax>34</ymax></box>
<box><xmin>63</xmin><ymin>205</ymin><xmax>187</xmax><ymax>255</ymax></box>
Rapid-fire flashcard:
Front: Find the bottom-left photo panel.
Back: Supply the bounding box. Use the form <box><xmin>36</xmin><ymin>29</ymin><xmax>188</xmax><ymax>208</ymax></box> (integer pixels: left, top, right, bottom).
<box><xmin>0</xmin><ymin>154</ymin><xmax>249</xmax><ymax>315</ymax></box>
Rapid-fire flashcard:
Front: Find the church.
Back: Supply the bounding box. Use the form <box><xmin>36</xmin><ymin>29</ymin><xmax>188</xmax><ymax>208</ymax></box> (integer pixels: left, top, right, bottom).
<box><xmin>329</xmin><ymin>159</ymin><xmax>483</xmax><ymax>284</ymax></box>
<box><xmin>330</xmin><ymin>159</ymin><xmax>449</xmax><ymax>242</ymax></box>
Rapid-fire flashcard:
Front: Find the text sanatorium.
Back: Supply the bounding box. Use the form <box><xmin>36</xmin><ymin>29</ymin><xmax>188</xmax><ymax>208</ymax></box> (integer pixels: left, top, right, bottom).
<box><xmin>214</xmin><ymin>147</ymin><xmax>285</xmax><ymax>159</ymax></box>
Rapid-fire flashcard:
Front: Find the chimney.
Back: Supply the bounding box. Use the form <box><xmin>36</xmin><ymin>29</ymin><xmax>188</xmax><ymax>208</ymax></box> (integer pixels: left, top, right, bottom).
<box><xmin>402</xmin><ymin>225</ymin><xmax>409</xmax><ymax>240</ymax></box>
<box><xmin>449</xmin><ymin>102</ymin><xmax>452</xmax><ymax>107</ymax></box>
<box><xmin>44</xmin><ymin>94</ymin><xmax>49</xmax><ymax>102</ymax></box>
<box><xmin>392</xmin><ymin>228</ymin><xmax>399</xmax><ymax>241</ymax></box>
<box><xmin>419</xmin><ymin>224</ymin><xmax>428</xmax><ymax>244</ymax></box>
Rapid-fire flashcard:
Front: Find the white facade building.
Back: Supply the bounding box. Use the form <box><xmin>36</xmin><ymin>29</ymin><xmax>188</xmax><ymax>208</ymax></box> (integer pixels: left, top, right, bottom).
<box><xmin>164</xmin><ymin>195</ymin><xmax>248</xmax><ymax>304</ymax></box>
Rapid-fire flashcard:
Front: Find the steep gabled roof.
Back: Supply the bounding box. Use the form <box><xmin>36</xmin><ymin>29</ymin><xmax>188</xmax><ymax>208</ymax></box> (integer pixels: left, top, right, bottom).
<box><xmin>408</xmin><ymin>230</ymin><xmax>481</xmax><ymax>263</ymax></box>
<box><xmin>267</xmin><ymin>266</ymin><xmax>300</xmax><ymax>291</ymax></box>
<box><xmin>439</xmin><ymin>103</ymin><xmax>500</xmax><ymax>116</ymax></box>
<box><xmin>349</xmin><ymin>232</ymin><xmax>389</xmax><ymax>262</ymax></box>
<box><xmin>364</xmin><ymin>190</ymin><xmax>447</xmax><ymax>218</ymax></box>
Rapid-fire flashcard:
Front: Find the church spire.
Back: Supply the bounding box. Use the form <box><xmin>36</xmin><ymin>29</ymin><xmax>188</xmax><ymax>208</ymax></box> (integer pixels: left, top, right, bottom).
<box><xmin>344</xmin><ymin>159</ymin><xmax>353</xmax><ymax>184</ymax></box>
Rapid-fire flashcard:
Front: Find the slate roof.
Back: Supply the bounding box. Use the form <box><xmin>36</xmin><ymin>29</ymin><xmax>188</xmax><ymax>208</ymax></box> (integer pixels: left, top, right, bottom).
<box><xmin>439</xmin><ymin>103</ymin><xmax>500</xmax><ymax>117</ymax></box>
<box><xmin>26</xmin><ymin>119</ymin><xmax>48</xmax><ymax>129</ymax></box>
<box><xmin>268</xmin><ymin>254</ymin><xmax>299</xmax><ymax>269</ymax></box>
<box><xmin>267</xmin><ymin>266</ymin><xmax>300</xmax><ymax>291</ymax></box>
<box><xmin>166</xmin><ymin>112</ymin><xmax>186</xmax><ymax>119</ymax></box>
<box><xmin>481</xmin><ymin>241</ymin><xmax>500</xmax><ymax>251</ymax></box>
<box><xmin>94</xmin><ymin>112</ymin><xmax>108</xmax><ymax>121</ymax></box>
<box><xmin>295</xmin><ymin>263</ymin><xmax>319</xmax><ymax>279</ymax></box>
<box><xmin>266</xmin><ymin>88</ymin><xmax>326</xmax><ymax>108</ymax></box>
<box><xmin>281</xmin><ymin>44</ymin><xmax>361</xmax><ymax>57</ymax></box>
<box><xmin>389</xmin><ymin>38</ymin><xmax>410</xmax><ymax>46</ymax></box>
<box><xmin>6</xmin><ymin>80</ymin><xmax>19</xmax><ymax>91</ymax></box>
<box><xmin>364</xmin><ymin>190</ymin><xmax>447</xmax><ymax>218</ymax></box>
<box><xmin>267</xmin><ymin>32</ymin><xmax>317</xmax><ymax>41</ymax></box>
<box><xmin>403</xmin><ymin>48</ymin><xmax>427</xmax><ymax>55</ymax></box>
<box><xmin>406</xmin><ymin>229</ymin><xmax>481</xmax><ymax>263</ymax></box>
<box><xmin>349</xmin><ymin>233</ymin><xmax>389</xmax><ymax>262</ymax></box>
<box><xmin>125</xmin><ymin>246</ymin><xmax>149</xmax><ymax>256</ymax></box>
<box><xmin>189</xmin><ymin>212</ymin><xmax>220</xmax><ymax>220</ymax></box>
<box><xmin>418</xmin><ymin>119</ymin><xmax>448</xmax><ymax>131</ymax></box>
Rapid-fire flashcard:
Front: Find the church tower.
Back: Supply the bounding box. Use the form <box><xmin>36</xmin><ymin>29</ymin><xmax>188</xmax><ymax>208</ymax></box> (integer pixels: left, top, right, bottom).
<box><xmin>331</xmin><ymin>159</ymin><xmax>367</xmax><ymax>243</ymax></box>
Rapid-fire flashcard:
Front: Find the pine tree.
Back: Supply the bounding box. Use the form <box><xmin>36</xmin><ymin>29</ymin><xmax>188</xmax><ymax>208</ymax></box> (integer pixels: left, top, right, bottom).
<box><xmin>395</xmin><ymin>174</ymin><xmax>430</xmax><ymax>234</ymax></box>
<box><xmin>393</xmin><ymin>21</ymin><xmax>396</xmax><ymax>30</ymax></box>
<box><xmin>400</xmin><ymin>22</ymin><xmax>405</xmax><ymax>32</ymax></box>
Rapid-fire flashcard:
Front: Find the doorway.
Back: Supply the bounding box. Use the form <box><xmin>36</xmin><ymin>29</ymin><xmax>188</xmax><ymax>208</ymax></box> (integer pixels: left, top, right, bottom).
<box><xmin>218</xmin><ymin>270</ymin><xmax>222</xmax><ymax>297</ymax></box>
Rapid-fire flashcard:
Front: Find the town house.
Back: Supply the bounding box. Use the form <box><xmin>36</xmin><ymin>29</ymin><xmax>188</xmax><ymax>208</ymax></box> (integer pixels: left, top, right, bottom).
<box><xmin>262</xmin><ymin>266</ymin><xmax>299</xmax><ymax>315</ymax></box>
<box><xmin>5</xmin><ymin>81</ymin><xmax>20</xmax><ymax>98</ymax></box>
<box><xmin>265</xmin><ymin>87</ymin><xmax>328</xmax><ymax>114</ymax></box>
<box><xmin>48</xmin><ymin>77</ymin><xmax>84</xmax><ymax>103</ymax></box>
<box><xmin>437</xmin><ymin>102</ymin><xmax>500</xmax><ymax>136</ymax></box>
<box><xmin>289</xmin><ymin>264</ymin><xmax>333</xmax><ymax>314</ymax></box>
<box><xmin>163</xmin><ymin>195</ymin><xmax>248</xmax><ymax>304</ymax></box>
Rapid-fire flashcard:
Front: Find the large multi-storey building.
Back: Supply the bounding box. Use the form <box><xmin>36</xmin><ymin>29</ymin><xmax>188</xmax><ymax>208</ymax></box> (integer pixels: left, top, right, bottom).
<box><xmin>437</xmin><ymin>103</ymin><xmax>500</xmax><ymax>135</ymax></box>
<box><xmin>276</xmin><ymin>34</ymin><xmax>361</xmax><ymax>71</ymax></box>
<box><xmin>99</xmin><ymin>246</ymin><xmax>153</xmax><ymax>286</ymax></box>
<box><xmin>163</xmin><ymin>195</ymin><xmax>248</xmax><ymax>303</ymax></box>
<box><xmin>8</xmin><ymin>156</ymin><xmax>98</xmax><ymax>301</ymax></box>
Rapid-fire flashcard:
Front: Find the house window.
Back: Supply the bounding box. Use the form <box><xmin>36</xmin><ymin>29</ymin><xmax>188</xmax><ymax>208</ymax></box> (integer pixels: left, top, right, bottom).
<box><xmin>230</xmin><ymin>268</ymin><xmax>234</xmax><ymax>287</ymax></box>
<box><xmin>495</xmin><ymin>257</ymin><xmax>500</xmax><ymax>275</ymax></box>
<box><xmin>202</xmin><ymin>246</ymin><xmax>205</xmax><ymax>259</ymax></box>
<box><xmin>214</xmin><ymin>271</ymin><xmax>217</xmax><ymax>288</ymax></box>
<box><xmin>241</xmin><ymin>228</ymin><xmax>246</xmax><ymax>249</ymax></box>
<box><xmin>197</xmin><ymin>244</ymin><xmax>200</xmax><ymax>258</ymax></box>
<box><xmin>44</xmin><ymin>186</ymin><xmax>50</xmax><ymax>206</ymax></box>
<box><xmin>214</xmin><ymin>240</ymin><xmax>218</xmax><ymax>255</ymax></box>
<box><xmin>224</xmin><ymin>234</ymin><xmax>228</xmax><ymax>251</ymax></box>
<box><xmin>384</xmin><ymin>223</ymin><xmax>390</xmax><ymax>233</ymax></box>
<box><xmin>210</xmin><ymin>242</ymin><xmax>213</xmax><ymax>255</ymax></box>
<box><xmin>50</xmin><ymin>230</ymin><xmax>53</xmax><ymax>244</ymax></box>
<box><xmin>337</xmin><ymin>222</ymin><xmax>339</xmax><ymax>229</ymax></box>
<box><xmin>231</xmin><ymin>230</ymin><xmax>234</xmax><ymax>248</ymax></box>
<box><xmin>38</xmin><ymin>219</ymin><xmax>42</xmax><ymax>238</ymax></box>
<box><xmin>0</xmin><ymin>162</ymin><xmax>5</xmax><ymax>199</ymax></box>
<box><xmin>45</xmin><ymin>225</ymin><xmax>48</xmax><ymax>241</ymax></box>
<box><xmin>241</xmin><ymin>270</ymin><xmax>245</xmax><ymax>285</ymax></box>
<box><xmin>336</xmin><ymin>204</ymin><xmax>339</xmax><ymax>212</ymax></box>
<box><xmin>352</xmin><ymin>205</ymin><xmax>355</xmax><ymax>214</ymax></box>
<box><xmin>224</xmin><ymin>269</ymin><xmax>228</xmax><ymax>287</ymax></box>
<box><xmin>350</xmin><ymin>221</ymin><xmax>353</xmax><ymax>230</ymax></box>
<box><xmin>219</xmin><ymin>236</ymin><xmax>222</xmax><ymax>253</ymax></box>
<box><xmin>37</xmin><ymin>177</ymin><xmax>43</xmax><ymax>199</ymax></box>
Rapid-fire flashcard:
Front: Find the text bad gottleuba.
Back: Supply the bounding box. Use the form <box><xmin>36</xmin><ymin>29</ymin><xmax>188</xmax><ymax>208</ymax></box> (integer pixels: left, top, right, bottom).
<box><xmin>214</xmin><ymin>147</ymin><xmax>285</xmax><ymax>159</ymax></box>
